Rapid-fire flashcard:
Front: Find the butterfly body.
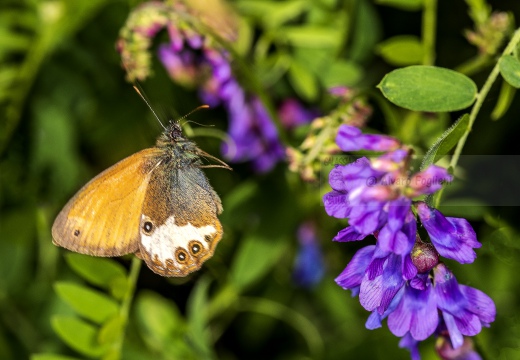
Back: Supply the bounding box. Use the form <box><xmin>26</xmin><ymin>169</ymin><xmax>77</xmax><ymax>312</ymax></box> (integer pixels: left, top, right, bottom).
<box><xmin>52</xmin><ymin>122</ymin><xmax>225</xmax><ymax>277</ymax></box>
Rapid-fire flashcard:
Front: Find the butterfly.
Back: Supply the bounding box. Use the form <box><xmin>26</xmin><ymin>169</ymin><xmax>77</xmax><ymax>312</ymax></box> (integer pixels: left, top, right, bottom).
<box><xmin>52</xmin><ymin>89</ymin><xmax>230</xmax><ymax>276</ymax></box>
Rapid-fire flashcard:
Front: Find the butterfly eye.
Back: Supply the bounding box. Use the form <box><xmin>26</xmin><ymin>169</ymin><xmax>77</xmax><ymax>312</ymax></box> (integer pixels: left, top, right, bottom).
<box><xmin>189</xmin><ymin>241</ymin><xmax>203</xmax><ymax>256</ymax></box>
<box><xmin>142</xmin><ymin>220</ymin><xmax>154</xmax><ymax>235</ymax></box>
<box><xmin>176</xmin><ymin>249</ymin><xmax>188</xmax><ymax>263</ymax></box>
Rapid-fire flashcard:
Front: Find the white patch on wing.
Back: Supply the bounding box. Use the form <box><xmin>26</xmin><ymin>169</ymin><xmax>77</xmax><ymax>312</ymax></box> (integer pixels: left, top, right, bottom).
<box><xmin>140</xmin><ymin>215</ymin><xmax>216</xmax><ymax>266</ymax></box>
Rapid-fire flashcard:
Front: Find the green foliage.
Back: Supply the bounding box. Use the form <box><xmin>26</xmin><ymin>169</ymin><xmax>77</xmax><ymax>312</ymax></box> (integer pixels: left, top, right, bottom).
<box><xmin>378</xmin><ymin>66</ymin><xmax>478</xmax><ymax>111</ymax></box>
<box><xmin>421</xmin><ymin>114</ymin><xmax>470</xmax><ymax>169</ymax></box>
<box><xmin>230</xmin><ymin>234</ymin><xmax>289</xmax><ymax>290</ymax></box>
<box><xmin>54</xmin><ymin>282</ymin><xmax>119</xmax><ymax>324</ymax></box>
<box><xmin>65</xmin><ymin>254</ymin><xmax>128</xmax><ymax>300</ymax></box>
<box><xmin>499</xmin><ymin>54</ymin><xmax>520</xmax><ymax>88</ymax></box>
<box><xmin>376</xmin><ymin>36</ymin><xmax>424</xmax><ymax>66</ymax></box>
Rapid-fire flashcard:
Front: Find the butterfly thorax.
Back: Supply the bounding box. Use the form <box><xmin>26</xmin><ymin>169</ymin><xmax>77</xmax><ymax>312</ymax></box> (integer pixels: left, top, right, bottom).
<box><xmin>155</xmin><ymin>122</ymin><xmax>202</xmax><ymax>168</ymax></box>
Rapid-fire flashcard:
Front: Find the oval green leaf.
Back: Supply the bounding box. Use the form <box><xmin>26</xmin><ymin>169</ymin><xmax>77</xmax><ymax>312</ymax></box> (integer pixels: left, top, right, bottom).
<box><xmin>230</xmin><ymin>234</ymin><xmax>288</xmax><ymax>290</ymax></box>
<box><xmin>51</xmin><ymin>316</ymin><xmax>104</xmax><ymax>357</ymax></box>
<box><xmin>54</xmin><ymin>282</ymin><xmax>119</xmax><ymax>324</ymax></box>
<box><xmin>65</xmin><ymin>253</ymin><xmax>127</xmax><ymax>298</ymax></box>
<box><xmin>135</xmin><ymin>291</ymin><xmax>185</xmax><ymax>345</ymax></box>
<box><xmin>322</xmin><ymin>60</ymin><xmax>363</xmax><ymax>87</ymax></box>
<box><xmin>499</xmin><ymin>54</ymin><xmax>520</xmax><ymax>88</ymax></box>
<box><xmin>288</xmin><ymin>59</ymin><xmax>318</xmax><ymax>101</ymax></box>
<box><xmin>376</xmin><ymin>35</ymin><xmax>423</xmax><ymax>66</ymax></box>
<box><xmin>420</xmin><ymin>114</ymin><xmax>469</xmax><ymax>169</ymax></box>
<box><xmin>378</xmin><ymin>66</ymin><xmax>477</xmax><ymax>112</ymax></box>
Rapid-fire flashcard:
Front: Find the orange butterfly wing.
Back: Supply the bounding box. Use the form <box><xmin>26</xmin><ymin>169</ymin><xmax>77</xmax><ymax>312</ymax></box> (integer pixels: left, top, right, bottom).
<box><xmin>52</xmin><ymin>148</ymin><xmax>163</xmax><ymax>256</ymax></box>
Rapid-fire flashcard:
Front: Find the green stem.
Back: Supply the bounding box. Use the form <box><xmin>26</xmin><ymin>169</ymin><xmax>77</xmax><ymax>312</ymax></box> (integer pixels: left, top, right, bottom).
<box><xmin>422</xmin><ymin>0</ymin><xmax>437</xmax><ymax>65</ymax></box>
<box><xmin>112</xmin><ymin>256</ymin><xmax>141</xmax><ymax>358</ymax></box>
<box><xmin>449</xmin><ymin>28</ymin><xmax>520</xmax><ymax>171</ymax></box>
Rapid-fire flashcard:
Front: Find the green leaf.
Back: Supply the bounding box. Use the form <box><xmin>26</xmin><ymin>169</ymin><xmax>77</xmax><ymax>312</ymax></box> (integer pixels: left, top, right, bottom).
<box><xmin>135</xmin><ymin>291</ymin><xmax>198</xmax><ymax>359</ymax></box>
<box><xmin>230</xmin><ymin>234</ymin><xmax>288</xmax><ymax>290</ymax></box>
<box><xmin>288</xmin><ymin>59</ymin><xmax>319</xmax><ymax>101</ymax></box>
<box><xmin>98</xmin><ymin>315</ymin><xmax>124</xmax><ymax>345</ymax></box>
<box><xmin>135</xmin><ymin>291</ymin><xmax>185</xmax><ymax>349</ymax></box>
<box><xmin>375</xmin><ymin>0</ymin><xmax>423</xmax><ymax>11</ymax></box>
<box><xmin>376</xmin><ymin>35</ymin><xmax>424</xmax><ymax>66</ymax></box>
<box><xmin>349</xmin><ymin>0</ymin><xmax>382</xmax><ymax>63</ymax></box>
<box><xmin>186</xmin><ymin>277</ymin><xmax>213</xmax><ymax>358</ymax></box>
<box><xmin>491</xmin><ymin>80</ymin><xmax>516</xmax><ymax>120</ymax></box>
<box><xmin>499</xmin><ymin>54</ymin><xmax>520</xmax><ymax>88</ymax></box>
<box><xmin>51</xmin><ymin>316</ymin><xmax>105</xmax><ymax>357</ymax></box>
<box><xmin>54</xmin><ymin>282</ymin><xmax>119</xmax><ymax>324</ymax></box>
<box><xmin>65</xmin><ymin>253</ymin><xmax>127</xmax><ymax>299</ymax></box>
<box><xmin>0</xmin><ymin>208</ymin><xmax>35</xmax><ymax>292</ymax></box>
<box><xmin>236</xmin><ymin>0</ymin><xmax>308</xmax><ymax>28</ymax></box>
<box><xmin>31</xmin><ymin>354</ymin><xmax>82</xmax><ymax>360</ymax></box>
<box><xmin>378</xmin><ymin>66</ymin><xmax>477</xmax><ymax>112</ymax></box>
<box><xmin>322</xmin><ymin>60</ymin><xmax>363</xmax><ymax>87</ymax></box>
<box><xmin>420</xmin><ymin>114</ymin><xmax>469</xmax><ymax>169</ymax></box>
<box><xmin>282</xmin><ymin>26</ymin><xmax>341</xmax><ymax>49</ymax></box>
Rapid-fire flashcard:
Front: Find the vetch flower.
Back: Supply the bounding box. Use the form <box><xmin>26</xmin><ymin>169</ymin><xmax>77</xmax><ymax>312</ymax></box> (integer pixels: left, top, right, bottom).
<box><xmin>387</xmin><ymin>277</ymin><xmax>439</xmax><ymax>341</ymax></box>
<box><xmin>325</xmin><ymin>125</ymin><xmax>495</xmax><ymax>359</ymax></box>
<box><xmin>416</xmin><ymin>202</ymin><xmax>481</xmax><ymax>264</ymax></box>
<box><xmin>292</xmin><ymin>223</ymin><xmax>325</xmax><ymax>288</ymax></box>
<box><xmin>336</xmin><ymin>124</ymin><xmax>401</xmax><ymax>152</ymax></box>
<box><xmin>335</xmin><ymin>245</ymin><xmax>375</xmax><ymax>297</ymax></box>
<box><xmin>433</xmin><ymin>264</ymin><xmax>496</xmax><ymax>349</ymax></box>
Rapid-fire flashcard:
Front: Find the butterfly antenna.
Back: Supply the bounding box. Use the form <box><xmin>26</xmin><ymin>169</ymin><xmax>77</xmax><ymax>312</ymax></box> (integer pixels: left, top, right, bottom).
<box><xmin>179</xmin><ymin>105</ymin><xmax>210</xmax><ymax>126</ymax></box>
<box><xmin>133</xmin><ymin>86</ymin><xmax>167</xmax><ymax>130</ymax></box>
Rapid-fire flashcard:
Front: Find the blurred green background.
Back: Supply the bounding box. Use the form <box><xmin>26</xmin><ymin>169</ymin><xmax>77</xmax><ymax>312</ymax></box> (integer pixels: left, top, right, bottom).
<box><xmin>1</xmin><ymin>0</ymin><xmax>520</xmax><ymax>359</ymax></box>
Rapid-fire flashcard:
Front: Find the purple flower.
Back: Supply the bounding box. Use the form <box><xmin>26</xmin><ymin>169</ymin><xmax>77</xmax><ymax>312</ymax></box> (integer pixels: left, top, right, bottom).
<box><xmin>335</xmin><ymin>245</ymin><xmax>375</xmax><ymax>297</ymax></box>
<box><xmin>387</xmin><ymin>278</ymin><xmax>439</xmax><ymax>340</ymax></box>
<box><xmin>333</xmin><ymin>226</ymin><xmax>366</xmax><ymax>242</ymax></box>
<box><xmin>148</xmin><ymin>10</ymin><xmax>288</xmax><ymax>173</ymax></box>
<box><xmin>336</xmin><ymin>125</ymin><xmax>401</xmax><ymax>152</ymax></box>
<box><xmin>359</xmin><ymin>252</ymin><xmax>414</xmax><ymax>314</ymax></box>
<box><xmin>293</xmin><ymin>223</ymin><xmax>325</xmax><ymax>288</ymax></box>
<box><xmin>278</xmin><ymin>98</ymin><xmax>317</xmax><ymax>129</ymax></box>
<box><xmin>416</xmin><ymin>202</ymin><xmax>481</xmax><ymax>264</ymax></box>
<box><xmin>399</xmin><ymin>333</ymin><xmax>421</xmax><ymax>360</ymax></box>
<box><xmin>336</xmin><ymin>242</ymin><xmax>417</xmax><ymax>315</ymax></box>
<box><xmin>384</xmin><ymin>263</ymin><xmax>495</xmax><ymax>350</ymax></box>
<box><xmin>325</xmin><ymin>123</ymin><xmax>494</xmax><ymax>359</ymax></box>
<box><xmin>433</xmin><ymin>264</ymin><xmax>496</xmax><ymax>349</ymax></box>
<box><xmin>377</xmin><ymin>199</ymin><xmax>416</xmax><ymax>255</ymax></box>
<box><xmin>407</xmin><ymin>166</ymin><xmax>453</xmax><ymax>197</ymax></box>
<box><xmin>222</xmin><ymin>96</ymin><xmax>285</xmax><ymax>172</ymax></box>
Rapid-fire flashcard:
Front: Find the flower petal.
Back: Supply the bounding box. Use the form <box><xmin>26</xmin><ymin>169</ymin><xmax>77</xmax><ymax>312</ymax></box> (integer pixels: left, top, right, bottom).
<box><xmin>335</xmin><ymin>245</ymin><xmax>375</xmax><ymax>292</ymax></box>
<box><xmin>333</xmin><ymin>226</ymin><xmax>367</xmax><ymax>242</ymax></box>
<box><xmin>417</xmin><ymin>203</ymin><xmax>480</xmax><ymax>264</ymax></box>
<box><xmin>459</xmin><ymin>285</ymin><xmax>496</xmax><ymax>325</ymax></box>
<box><xmin>323</xmin><ymin>191</ymin><xmax>350</xmax><ymax>219</ymax></box>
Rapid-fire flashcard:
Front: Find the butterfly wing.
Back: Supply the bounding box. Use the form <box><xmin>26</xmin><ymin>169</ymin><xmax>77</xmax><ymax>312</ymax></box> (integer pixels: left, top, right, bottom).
<box><xmin>137</xmin><ymin>163</ymin><xmax>223</xmax><ymax>277</ymax></box>
<box><xmin>52</xmin><ymin>148</ymin><xmax>163</xmax><ymax>256</ymax></box>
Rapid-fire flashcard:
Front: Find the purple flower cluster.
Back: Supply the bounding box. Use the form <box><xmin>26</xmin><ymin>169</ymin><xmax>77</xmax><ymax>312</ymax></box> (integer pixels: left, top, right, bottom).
<box><xmin>159</xmin><ymin>25</ymin><xmax>316</xmax><ymax>172</ymax></box>
<box><xmin>324</xmin><ymin>125</ymin><xmax>495</xmax><ymax>359</ymax></box>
